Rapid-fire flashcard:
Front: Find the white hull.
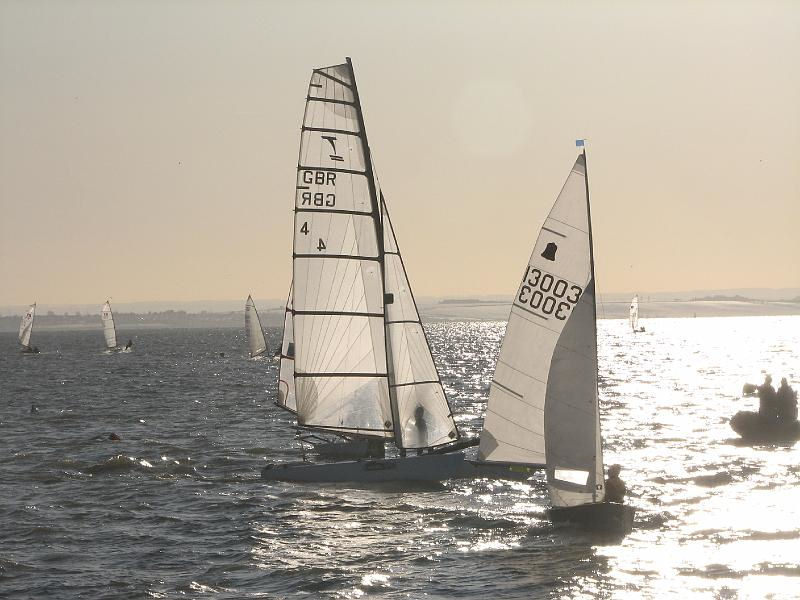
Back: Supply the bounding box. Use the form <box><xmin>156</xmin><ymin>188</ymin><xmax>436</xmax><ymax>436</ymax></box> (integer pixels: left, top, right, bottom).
<box><xmin>261</xmin><ymin>452</ymin><xmax>543</xmax><ymax>483</ymax></box>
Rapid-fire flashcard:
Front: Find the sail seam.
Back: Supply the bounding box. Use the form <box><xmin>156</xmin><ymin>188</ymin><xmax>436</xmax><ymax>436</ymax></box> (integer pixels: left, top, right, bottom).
<box><xmin>294</xmin><ymin>372</ymin><xmax>388</xmax><ymax>378</ymax></box>
<box><xmin>547</xmin><ymin>216</ymin><xmax>588</xmax><ymax>235</ymax></box>
<box><xmin>490</xmin><ymin>379</ymin><xmax>524</xmax><ymax>399</ymax></box>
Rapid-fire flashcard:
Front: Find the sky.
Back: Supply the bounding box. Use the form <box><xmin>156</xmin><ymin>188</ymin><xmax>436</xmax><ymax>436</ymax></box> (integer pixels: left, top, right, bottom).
<box><xmin>1</xmin><ymin>0</ymin><xmax>798</xmax><ymax>309</ymax></box>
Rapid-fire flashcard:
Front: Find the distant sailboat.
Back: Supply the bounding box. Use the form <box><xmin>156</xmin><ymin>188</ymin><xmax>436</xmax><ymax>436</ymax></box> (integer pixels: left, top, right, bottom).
<box><xmin>263</xmin><ymin>58</ymin><xmax>516</xmax><ymax>483</ymax></box>
<box><xmin>478</xmin><ymin>144</ymin><xmax>635</xmax><ymax>535</ymax></box>
<box><xmin>244</xmin><ymin>295</ymin><xmax>268</xmax><ymax>358</ymax></box>
<box><xmin>19</xmin><ymin>303</ymin><xmax>39</xmax><ymax>353</ymax></box>
<box><xmin>630</xmin><ymin>294</ymin><xmax>645</xmax><ymax>332</ymax></box>
<box><xmin>101</xmin><ymin>301</ymin><xmax>120</xmax><ymax>352</ymax></box>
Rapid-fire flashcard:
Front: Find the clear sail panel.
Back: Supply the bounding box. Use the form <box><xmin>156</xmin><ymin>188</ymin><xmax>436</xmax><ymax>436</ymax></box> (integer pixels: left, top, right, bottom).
<box><xmin>295</xmin><ymin>375</ymin><xmax>392</xmax><ymax>436</ymax></box>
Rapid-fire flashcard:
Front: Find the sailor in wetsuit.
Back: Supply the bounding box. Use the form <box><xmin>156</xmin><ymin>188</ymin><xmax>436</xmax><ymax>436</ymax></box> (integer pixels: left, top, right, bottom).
<box><xmin>757</xmin><ymin>375</ymin><xmax>778</xmax><ymax>422</ymax></box>
<box><xmin>604</xmin><ymin>464</ymin><xmax>627</xmax><ymax>504</ymax></box>
<box><xmin>125</xmin><ymin>339</ymin><xmax>133</xmax><ymax>350</ymax></box>
<box><xmin>776</xmin><ymin>378</ymin><xmax>798</xmax><ymax>422</ymax></box>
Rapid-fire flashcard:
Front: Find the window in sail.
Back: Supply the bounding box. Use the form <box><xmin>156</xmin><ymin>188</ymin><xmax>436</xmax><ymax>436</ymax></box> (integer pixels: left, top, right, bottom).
<box><xmin>554</xmin><ymin>469</ymin><xmax>589</xmax><ymax>486</ymax></box>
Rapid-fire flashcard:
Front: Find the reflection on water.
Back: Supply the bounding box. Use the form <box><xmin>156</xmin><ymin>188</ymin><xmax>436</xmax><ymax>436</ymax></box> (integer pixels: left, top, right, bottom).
<box><xmin>1</xmin><ymin>316</ymin><xmax>799</xmax><ymax>598</ymax></box>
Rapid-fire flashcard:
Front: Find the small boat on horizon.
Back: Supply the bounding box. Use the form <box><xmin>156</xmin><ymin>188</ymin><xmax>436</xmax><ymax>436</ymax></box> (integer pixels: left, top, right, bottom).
<box><xmin>244</xmin><ymin>295</ymin><xmax>269</xmax><ymax>359</ymax></box>
<box><xmin>19</xmin><ymin>302</ymin><xmax>40</xmax><ymax>354</ymax></box>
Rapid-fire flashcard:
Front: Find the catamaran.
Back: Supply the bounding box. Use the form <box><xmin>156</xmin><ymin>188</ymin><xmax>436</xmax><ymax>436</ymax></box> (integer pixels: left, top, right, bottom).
<box><xmin>477</xmin><ymin>143</ymin><xmax>635</xmax><ymax>534</ymax></box>
<box><xmin>19</xmin><ymin>303</ymin><xmax>39</xmax><ymax>353</ymax></box>
<box><xmin>245</xmin><ymin>295</ymin><xmax>269</xmax><ymax>358</ymax></box>
<box><xmin>101</xmin><ymin>300</ymin><xmax>121</xmax><ymax>352</ymax></box>
<box><xmin>262</xmin><ymin>58</ymin><xmax>537</xmax><ymax>483</ymax></box>
<box><xmin>629</xmin><ymin>294</ymin><xmax>645</xmax><ymax>332</ymax></box>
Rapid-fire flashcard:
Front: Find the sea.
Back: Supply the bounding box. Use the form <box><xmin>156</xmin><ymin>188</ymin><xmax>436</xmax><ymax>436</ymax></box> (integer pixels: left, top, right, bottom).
<box><xmin>1</xmin><ymin>315</ymin><xmax>799</xmax><ymax>599</ymax></box>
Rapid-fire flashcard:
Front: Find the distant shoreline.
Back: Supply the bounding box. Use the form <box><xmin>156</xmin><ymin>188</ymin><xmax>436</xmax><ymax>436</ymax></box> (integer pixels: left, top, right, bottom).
<box><xmin>1</xmin><ymin>300</ymin><xmax>798</xmax><ymax>332</ymax></box>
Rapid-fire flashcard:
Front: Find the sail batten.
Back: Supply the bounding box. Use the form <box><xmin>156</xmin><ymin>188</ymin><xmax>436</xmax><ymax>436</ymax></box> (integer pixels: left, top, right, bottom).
<box><xmin>480</xmin><ymin>152</ymin><xmax>604</xmax><ymax>507</ymax></box>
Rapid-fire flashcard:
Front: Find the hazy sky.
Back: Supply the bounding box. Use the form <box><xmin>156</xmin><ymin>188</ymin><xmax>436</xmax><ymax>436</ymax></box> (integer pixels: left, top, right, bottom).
<box><xmin>1</xmin><ymin>0</ymin><xmax>798</xmax><ymax>307</ymax></box>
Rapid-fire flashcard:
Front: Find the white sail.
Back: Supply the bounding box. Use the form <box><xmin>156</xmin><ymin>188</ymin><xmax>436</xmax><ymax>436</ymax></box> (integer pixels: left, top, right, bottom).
<box><xmin>245</xmin><ymin>295</ymin><xmax>268</xmax><ymax>358</ymax></box>
<box><xmin>479</xmin><ymin>153</ymin><xmax>603</xmax><ymax>507</ymax></box>
<box><xmin>101</xmin><ymin>301</ymin><xmax>118</xmax><ymax>349</ymax></box>
<box><xmin>19</xmin><ymin>303</ymin><xmax>36</xmax><ymax>348</ymax></box>
<box><xmin>291</xmin><ymin>60</ymin><xmax>393</xmax><ymax>438</ymax></box>
<box><xmin>277</xmin><ymin>285</ymin><xmax>297</xmax><ymax>413</ymax></box>
<box><xmin>629</xmin><ymin>295</ymin><xmax>639</xmax><ymax>332</ymax></box>
<box><xmin>381</xmin><ymin>197</ymin><xmax>459</xmax><ymax>449</ymax></box>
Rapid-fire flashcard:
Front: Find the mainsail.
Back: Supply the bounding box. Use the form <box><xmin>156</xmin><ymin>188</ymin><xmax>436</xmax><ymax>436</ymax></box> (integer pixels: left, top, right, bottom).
<box><xmin>289</xmin><ymin>58</ymin><xmax>458</xmax><ymax>448</ymax></box>
<box><xmin>101</xmin><ymin>301</ymin><xmax>118</xmax><ymax>349</ymax></box>
<box><xmin>277</xmin><ymin>285</ymin><xmax>297</xmax><ymax>413</ymax></box>
<box><xmin>629</xmin><ymin>295</ymin><xmax>639</xmax><ymax>332</ymax></box>
<box><xmin>245</xmin><ymin>295</ymin><xmax>268</xmax><ymax>358</ymax></box>
<box><xmin>479</xmin><ymin>152</ymin><xmax>604</xmax><ymax>507</ymax></box>
<box><xmin>19</xmin><ymin>303</ymin><xmax>36</xmax><ymax>348</ymax></box>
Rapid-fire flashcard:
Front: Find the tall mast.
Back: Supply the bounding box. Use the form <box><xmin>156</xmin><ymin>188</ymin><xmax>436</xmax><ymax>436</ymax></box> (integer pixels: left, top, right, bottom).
<box><xmin>345</xmin><ymin>57</ymin><xmax>400</xmax><ymax>445</ymax></box>
<box><xmin>581</xmin><ymin>142</ymin><xmax>602</xmax><ymax>503</ymax></box>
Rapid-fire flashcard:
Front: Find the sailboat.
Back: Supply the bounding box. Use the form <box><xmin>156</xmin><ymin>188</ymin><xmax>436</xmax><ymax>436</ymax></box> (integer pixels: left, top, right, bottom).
<box><xmin>477</xmin><ymin>143</ymin><xmax>635</xmax><ymax>535</ymax></box>
<box><xmin>19</xmin><ymin>303</ymin><xmax>39</xmax><ymax>353</ymax></box>
<box><xmin>244</xmin><ymin>295</ymin><xmax>269</xmax><ymax>358</ymax></box>
<box><xmin>262</xmin><ymin>58</ymin><xmax>529</xmax><ymax>483</ymax></box>
<box><xmin>629</xmin><ymin>294</ymin><xmax>645</xmax><ymax>332</ymax></box>
<box><xmin>101</xmin><ymin>300</ymin><xmax>121</xmax><ymax>352</ymax></box>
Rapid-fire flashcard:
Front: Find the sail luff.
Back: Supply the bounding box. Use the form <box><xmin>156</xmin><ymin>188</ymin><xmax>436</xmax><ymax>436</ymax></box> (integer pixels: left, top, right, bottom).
<box><xmin>245</xmin><ymin>295</ymin><xmax>268</xmax><ymax>358</ymax></box>
<box><xmin>346</xmin><ymin>55</ymin><xmax>394</xmax><ymax>427</ymax></box>
<box><xmin>581</xmin><ymin>148</ymin><xmax>604</xmax><ymax>503</ymax></box>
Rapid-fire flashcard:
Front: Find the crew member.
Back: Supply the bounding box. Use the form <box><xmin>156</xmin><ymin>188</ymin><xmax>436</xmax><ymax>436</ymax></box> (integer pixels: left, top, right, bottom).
<box><xmin>604</xmin><ymin>464</ymin><xmax>627</xmax><ymax>503</ymax></box>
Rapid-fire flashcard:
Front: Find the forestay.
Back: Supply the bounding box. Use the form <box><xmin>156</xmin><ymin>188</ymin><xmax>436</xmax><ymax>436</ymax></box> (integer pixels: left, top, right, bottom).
<box><xmin>291</xmin><ymin>60</ymin><xmax>393</xmax><ymax>438</ymax></box>
<box><xmin>629</xmin><ymin>295</ymin><xmax>639</xmax><ymax>332</ymax></box>
<box><xmin>245</xmin><ymin>295</ymin><xmax>268</xmax><ymax>358</ymax></box>
<box><xmin>479</xmin><ymin>153</ymin><xmax>604</xmax><ymax>507</ymax></box>
<box><xmin>277</xmin><ymin>285</ymin><xmax>297</xmax><ymax>413</ymax></box>
<box><xmin>101</xmin><ymin>301</ymin><xmax>118</xmax><ymax>349</ymax></box>
<box><xmin>382</xmin><ymin>197</ymin><xmax>459</xmax><ymax>449</ymax></box>
<box><xmin>19</xmin><ymin>303</ymin><xmax>35</xmax><ymax>347</ymax></box>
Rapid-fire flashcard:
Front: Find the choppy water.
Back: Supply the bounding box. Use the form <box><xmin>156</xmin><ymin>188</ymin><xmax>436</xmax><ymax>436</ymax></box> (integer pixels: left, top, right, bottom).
<box><xmin>1</xmin><ymin>316</ymin><xmax>799</xmax><ymax>599</ymax></box>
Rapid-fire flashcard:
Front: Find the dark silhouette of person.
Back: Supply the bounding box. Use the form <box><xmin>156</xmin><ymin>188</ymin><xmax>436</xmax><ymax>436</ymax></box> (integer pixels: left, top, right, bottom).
<box><xmin>604</xmin><ymin>464</ymin><xmax>627</xmax><ymax>503</ymax></box>
<box><xmin>757</xmin><ymin>375</ymin><xmax>778</xmax><ymax>422</ymax></box>
<box><xmin>776</xmin><ymin>378</ymin><xmax>798</xmax><ymax>422</ymax></box>
<box><xmin>125</xmin><ymin>339</ymin><xmax>133</xmax><ymax>350</ymax></box>
<box><xmin>30</xmin><ymin>404</ymin><xmax>38</xmax><ymax>414</ymax></box>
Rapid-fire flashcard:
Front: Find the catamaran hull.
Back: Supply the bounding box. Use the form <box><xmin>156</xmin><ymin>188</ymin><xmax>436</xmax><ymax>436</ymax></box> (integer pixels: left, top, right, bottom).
<box><xmin>261</xmin><ymin>452</ymin><xmax>543</xmax><ymax>483</ymax></box>
<box><xmin>548</xmin><ymin>502</ymin><xmax>635</xmax><ymax>535</ymax></box>
<box><xmin>730</xmin><ymin>410</ymin><xmax>800</xmax><ymax>442</ymax></box>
